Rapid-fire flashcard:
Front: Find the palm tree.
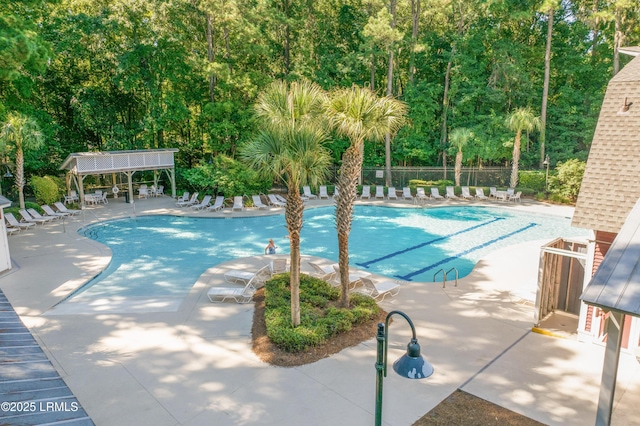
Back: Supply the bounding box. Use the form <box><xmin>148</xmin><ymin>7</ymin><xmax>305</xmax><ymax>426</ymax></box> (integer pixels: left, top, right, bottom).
<box><xmin>449</xmin><ymin>128</ymin><xmax>472</xmax><ymax>187</ymax></box>
<box><xmin>505</xmin><ymin>107</ymin><xmax>541</xmax><ymax>189</ymax></box>
<box><xmin>325</xmin><ymin>86</ymin><xmax>407</xmax><ymax>308</ymax></box>
<box><xmin>240</xmin><ymin>80</ymin><xmax>330</xmax><ymax>327</ymax></box>
<box><xmin>0</xmin><ymin>112</ymin><xmax>44</xmax><ymax>209</ymax></box>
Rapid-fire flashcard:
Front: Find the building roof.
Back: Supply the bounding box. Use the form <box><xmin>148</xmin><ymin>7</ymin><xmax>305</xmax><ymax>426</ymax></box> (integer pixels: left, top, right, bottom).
<box><xmin>0</xmin><ymin>195</ymin><xmax>11</xmax><ymax>208</ymax></box>
<box><xmin>60</xmin><ymin>149</ymin><xmax>178</xmax><ymax>175</ymax></box>
<box><xmin>581</xmin><ymin>197</ymin><xmax>640</xmax><ymax>317</ymax></box>
<box><xmin>572</xmin><ymin>49</ymin><xmax>640</xmax><ymax>233</ymax></box>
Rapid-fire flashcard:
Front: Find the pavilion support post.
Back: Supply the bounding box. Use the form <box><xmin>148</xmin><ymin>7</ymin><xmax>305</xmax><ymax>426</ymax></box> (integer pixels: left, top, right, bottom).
<box><xmin>169</xmin><ymin>168</ymin><xmax>176</xmax><ymax>198</ymax></box>
<box><xmin>78</xmin><ymin>175</ymin><xmax>86</xmax><ymax>207</ymax></box>
<box><xmin>595</xmin><ymin>310</ymin><xmax>625</xmax><ymax>426</ymax></box>
<box><xmin>126</xmin><ymin>171</ymin><xmax>134</xmax><ymax>203</ymax></box>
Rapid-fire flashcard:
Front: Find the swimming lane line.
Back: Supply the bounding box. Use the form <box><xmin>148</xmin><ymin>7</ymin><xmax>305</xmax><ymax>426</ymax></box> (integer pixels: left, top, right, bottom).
<box><xmin>395</xmin><ymin>222</ymin><xmax>538</xmax><ymax>281</ymax></box>
<box><xmin>356</xmin><ymin>217</ymin><xmax>504</xmax><ymax>268</ymax></box>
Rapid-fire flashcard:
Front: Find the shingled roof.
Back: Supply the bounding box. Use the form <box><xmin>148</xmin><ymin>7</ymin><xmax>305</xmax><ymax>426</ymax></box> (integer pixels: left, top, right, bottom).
<box><xmin>572</xmin><ymin>49</ymin><xmax>640</xmax><ymax>233</ymax></box>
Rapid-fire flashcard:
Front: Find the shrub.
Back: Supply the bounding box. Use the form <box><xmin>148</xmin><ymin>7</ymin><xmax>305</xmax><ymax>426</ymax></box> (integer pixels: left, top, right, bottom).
<box><xmin>518</xmin><ymin>171</ymin><xmax>546</xmax><ymax>192</ymax></box>
<box><xmin>29</xmin><ymin>176</ymin><xmax>60</xmax><ymax>205</ymax></box>
<box><xmin>548</xmin><ymin>159</ymin><xmax>585</xmax><ymax>202</ymax></box>
<box><xmin>181</xmin><ymin>155</ymin><xmax>272</xmax><ymax>197</ymax></box>
<box><xmin>264</xmin><ymin>273</ymin><xmax>380</xmax><ymax>353</ymax></box>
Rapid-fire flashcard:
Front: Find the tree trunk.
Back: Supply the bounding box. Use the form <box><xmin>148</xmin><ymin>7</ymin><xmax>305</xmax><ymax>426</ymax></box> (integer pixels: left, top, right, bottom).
<box><xmin>224</xmin><ymin>24</ymin><xmax>232</xmax><ymax>73</ymax></box>
<box><xmin>370</xmin><ymin>55</ymin><xmax>375</xmax><ymax>89</ymax></box>
<box><xmin>454</xmin><ymin>150</ymin><xmax>462</xmax><ymax>187</ymax></box>
<box><xmin>206</xmin><ymin>13</ymin><xmax>216</xmax><ymax>103</ymax></box>
<box><xmin>540</xmin><ymin>8</ymin><xmax>553</xmax><ymax>168</ymax></box>
<box><xmin>613</xmin><ymin>11</ymin><xmax>622</xmax><ymax>76</ymax></box>
<box><xmin>440</xmin><ymin>44</ymin><xmax>455</xmax><ymax>179</ymax></box>
<box><xmin>384</xmin><ymin>0</ymin><xmax>396</xmax><ymax>187</ymax></box>
<box><xmin>409</xmin><ymin>0</ymin><xmax>420</xmax><ymax>85</ymax></box>
<box><xmin>283</xmin><ymin>0</ymin><xmax>291</xmax><ymax>76</ymax></box>
<box><xmin>285</xmin><ymin>186</ymin><xmax>305</xmax><ymax>327</ymax></box>
<box><xmin>16</xmin><ymin>146</ymin><xmax>25</xmax><ymax>209</ymax></box>
<box><xmin>335</xmin><ymin>143</ymin><xmax>362</xmax><ymax>308</ymax></box>
<box><xmin>510</xmin><ymin>130</ymin><xmax>521</xmax><ymax>189</ymax></box>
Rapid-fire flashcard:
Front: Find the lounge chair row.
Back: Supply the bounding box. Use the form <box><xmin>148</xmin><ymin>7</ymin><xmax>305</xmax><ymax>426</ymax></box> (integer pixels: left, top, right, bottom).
<box><xmin>5</xmin><ymin>202</ymin><xmax>80</xmax><ymax>234</ymax></box>
<box><xmin>175</xmin><ymin>193</ymin><xmax>288</xmax><ymax>211</ymax></box>
<box><xmin>207</xmin><ymin>259</ymin><xmax>401</xmax><ymax>304</ymax></box>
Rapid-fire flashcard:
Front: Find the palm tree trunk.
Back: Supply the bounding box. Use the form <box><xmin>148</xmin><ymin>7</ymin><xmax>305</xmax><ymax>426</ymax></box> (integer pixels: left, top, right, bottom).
<box><xmin>540</xmin><ymin>7</ymin><xmax>553</xmax><ymax>168</ymax></box>
<box><xmin>455</xmin><ymin>150</ymin><xmax>462</xmax><ymax>187</ymax></box>
<box><xmin>285</xmin><ymin>187</ymin><xmax>305</xmax><ymax>327</ymax></box>
<box><xmin>510</xmin><ymin>131</ymin><xmax>521</xmax><ymax>189</ymax></box>
<box><xmin>16</xmin><ymin>147</ymin><xmax>25</xmax><ymax>209</ymax></box>
<box><xmin>335</xmin><ymin>143</ymin><xmax>362</xmax><ymax>308</ymax></box>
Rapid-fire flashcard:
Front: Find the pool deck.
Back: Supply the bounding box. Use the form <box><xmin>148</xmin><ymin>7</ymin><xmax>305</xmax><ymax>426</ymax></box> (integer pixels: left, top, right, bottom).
<box><xmin>1</xmin><ymin>195</ymin><xmax>639</xmax><ymax>425</ymax></box>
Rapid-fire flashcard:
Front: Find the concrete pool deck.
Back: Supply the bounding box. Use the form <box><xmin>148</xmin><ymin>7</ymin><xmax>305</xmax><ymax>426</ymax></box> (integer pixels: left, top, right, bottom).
<box><xmin>1</xmin><ymin>195</ymin><xmax>639</xmax><ymax>425</ymax></box>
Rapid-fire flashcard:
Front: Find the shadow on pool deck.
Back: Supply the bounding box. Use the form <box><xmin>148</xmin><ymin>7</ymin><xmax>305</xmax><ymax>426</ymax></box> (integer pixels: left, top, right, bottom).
<box><xmin>0</xmin><ymin>195</ymin><xmax>638</xmax><ymax>425</ymax></box>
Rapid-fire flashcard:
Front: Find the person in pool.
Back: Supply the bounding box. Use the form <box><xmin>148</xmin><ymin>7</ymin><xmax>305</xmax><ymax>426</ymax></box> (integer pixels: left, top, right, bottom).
<box><xmin>265</xmin><ymin>239</ymin><xmax>277</xmax><ymax>255</ymax></box>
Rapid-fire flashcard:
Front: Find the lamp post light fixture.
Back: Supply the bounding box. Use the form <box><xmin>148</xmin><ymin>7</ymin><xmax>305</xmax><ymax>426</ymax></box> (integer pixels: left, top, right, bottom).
<box><xmin>375</xmin><ymin>310</ymin><xmax>434</xmax><ymax>426</ymax></box>
<box><xmin>542</xmin><ymin>155</ymin><xmax>550</xmax><ymax>191</ymax></box>
<box><xmin>0</xmin><ymin>166</ymin><xmax>12</xmax><ymax>196</ymax></box>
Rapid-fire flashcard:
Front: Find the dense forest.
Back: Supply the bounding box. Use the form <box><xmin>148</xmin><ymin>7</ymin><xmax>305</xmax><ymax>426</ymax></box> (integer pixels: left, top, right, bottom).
<box><xmin>2</xmin><ymin>0</ymin><xmax>639</xmax><ymax>179</ymax></box>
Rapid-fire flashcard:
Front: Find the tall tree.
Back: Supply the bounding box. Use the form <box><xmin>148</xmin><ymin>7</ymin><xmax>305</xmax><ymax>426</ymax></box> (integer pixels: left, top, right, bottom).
<box><xmin>449</xmin><ymin>127</ymin><xmax>472</xmax><ymax>187</ymax></box>
<box><xmin>0</xmin><ymin>112</ymin><xmax>44</xmax><ymax>209</ymax></box>
<box><xmin>505</xmin><ymin>107</ymin><xmax>541</xmax><ymax>189</ymax></box>
<box><xmin>539</xmin><ymin>0</ymin><xmax>559</xmax><ymax>168</ymax></box>
<box><xmin>240</xmin><ymin>80</ymin><xmax>330</xmax><ymax>327</ymax></box>
<box><xmin>326</xmin><ymin>86</ymin><xmax>406</xmax><ymax>308</ymax></box>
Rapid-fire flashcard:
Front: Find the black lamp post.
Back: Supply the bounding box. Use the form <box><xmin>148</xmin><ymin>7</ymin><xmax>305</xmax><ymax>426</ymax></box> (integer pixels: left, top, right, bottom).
<box><xmin>542</xmin><ymin>155</ymin><xmax>550</xmax><ymax>191</ymax></box>
<box><xmin>375</xmin><ymin>310</ymin><xmax>434</xmax><ymax>426</ymax></box>
<box><xmin>0</xmin><ymin>166</ymin><xmax>12</xmax><ymax>196</ymax></box>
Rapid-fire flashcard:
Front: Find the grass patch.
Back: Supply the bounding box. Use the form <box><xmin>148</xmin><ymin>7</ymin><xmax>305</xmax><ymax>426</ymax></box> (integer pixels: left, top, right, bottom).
<box><xmin>264</xmin><ymin>273</ymin><xmax>380</xmax><ymax>353</ymax></box>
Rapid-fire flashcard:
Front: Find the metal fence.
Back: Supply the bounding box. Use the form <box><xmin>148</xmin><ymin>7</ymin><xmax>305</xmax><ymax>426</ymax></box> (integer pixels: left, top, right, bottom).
<box><xmin>327</xmin><ymin>166</ymin><xmax>512</xmax><ymax>188</ymax></box>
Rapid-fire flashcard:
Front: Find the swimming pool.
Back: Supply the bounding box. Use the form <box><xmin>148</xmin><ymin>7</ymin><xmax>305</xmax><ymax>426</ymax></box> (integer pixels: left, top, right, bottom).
<box><xmin>71</xmin><ymin>205</ymin><xmax>587</xmax><ymax>300</ymax></box>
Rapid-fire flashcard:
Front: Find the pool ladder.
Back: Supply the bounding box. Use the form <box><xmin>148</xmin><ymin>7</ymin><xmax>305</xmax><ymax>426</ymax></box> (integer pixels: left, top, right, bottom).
<box><xmin>433</xmin><ymin>268</ymin><xmax>459</xmax><ymax>288</ymax></box>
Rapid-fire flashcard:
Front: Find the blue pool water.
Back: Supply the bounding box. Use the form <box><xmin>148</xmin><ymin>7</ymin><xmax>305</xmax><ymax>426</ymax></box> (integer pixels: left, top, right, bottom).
<box><xmin>76</xmin><ymin>206</ymin><xmax>587</xmax><ymax>299</ymax></box>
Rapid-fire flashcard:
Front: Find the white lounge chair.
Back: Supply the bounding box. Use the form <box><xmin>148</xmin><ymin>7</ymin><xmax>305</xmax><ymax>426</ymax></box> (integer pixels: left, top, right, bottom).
<box><xmin>191</xmin><ymin>195</ymin><xmax>212</xmax><ymax>210</ymax></box>
<box><xmin>42</xmin><ymin>205</ymin><xmax>69</xmax><ymax>218</ymax></box>
<box><xmin>416</xmin><ymin>187</ymin><xmax>429</xmax><ymax>203</ymax></box>
<box><xmin>358</xmin><ymin>277</ymin><xmax>401</xmax><ymax>301</ymax></box>
<box><xmin>387</xmin><ymin>187</ymin><xmax>398</xmax><ymax>200</ymax></box>
<box><xmin>430</xmin><ymin>188</ymin><xmax>444</xmax><ymax>200</ymax></box>
<box><xmin>176</xmin><ymin>192</ymin><xmax>199</xmax><ymax>207</ymax></box>
<box><xmin>308</xmin><ymin>262</ymin><xmax>336</xmax><ymax>281</ymax></box>
<box><xmin>28</xmin><ymin>207</ymin><xmax>57</xmax><ymax>222</ymax></box>
<box><xmin>319</xmin><ymin>186</ymin><xmax>330</xmax><ymax>199</ymax></box>
<box><xmin>489</xmin><ymin>187</ymin><xmax>497</xmax><ymax>198</ymax></box>
<box><xmin>138</xmin><ymin>187</ymin><xmax>149</xmax><ymax>199</ymax></box>
<box><xmin>223</xmin><ymin>265</ymin><xmax>271</xmax><ymax>286</ymax></box>
<box><xmin>6</xmin><ymin>225</ymin><xmax>20</xmax><ymax>235</ymax></box>
<box><xmin>207</xmin><ymin>196</ymin><xmax>225</xmax><ymax>212</ymax></box>
<box><xmin>402</xmin><ymin>187</ymin><xmax>413</xmax><ymax>201</ymax></box>
<box><xmin>445</xmin><ymin>186</ymin><xmax>460</xmax><ymax>200</ymax></box>
<box><xmin>5</xmin><ymin>213</ymin><xmax>35</xmax><ymax>229</ymax></box>
<box><xmin>176</xmin><ymin>191</ymin><xmax>189</xmax><ymax>203</ymax></box>
<box><xmin>252</xmin><ymin>195</ymin><xmax>269</xmax><ymax>210</ymax></box>
<box><xmin>231</xmin><ymin>196</ymin><xmax>244</xmax><ymax>211</ymax></box>
<box><xmin>275</xmin><ymin>194</ymin><xmax>288</xmax><ymax>205</ymax></box>
<box><xmin>360</xmin><ymin>185</ymin><xmax>371</xmax><ymax>199</ymax></box>
<box><xmin>19</xmin><ymin>209</ymin><xmax>49</xmax><ymax>225</ymax></box>
<box><xmin>270</xmin><ymin>258</ymin><xmax>288</xmax><ymax>275</ymax></box>
<box><xmin>506</xmin><ymin>188</ymin><xmax>515</xmax><ymax>198</ymax></box>
<box><xmin>333</xmin><ymin>187</ymin><xmax>339</xmax><ymax>199</ymax></box>
<box><xmin>99</xmin><ymin>191</ymin><xmax>108</xmax><ymax>204</ymax></box>
<box><xmin>475</xmin><ymin>188</ymin><xmax>489</xmax><ymax>200</ymax></box>
<box><xmin>208</xmin><ymin>268</ymin><xmax>269</xmax><ymax>304</ymax></box>
<box><xmin>155</xmin><ymin>185</ymin><xmax>164</xmax><ymax>196</ymax></box>
<box><xmin>54</xmin><ymin>202</ymin><xmax>80</xmax><ymax>215</ymax></box>
<box><xmin>63</xmin><ymin>190</ymin><xmax>79</xmax><ymax>204</ymax></box>
<box><xmin>332</xmin><ymin>264</ymin><xmax>371</xmax><ymax>290</ymax></box>
<box><xmin>461</xmin><ymin>186</ymin><xmax>474</xmax><ymax>200</ymax></box>
<box><xmin>302</xmin><ymin>186</ymin><xmax>317</xmax><ymax>199</ymax></box>
<box><xmin>508</xmin><ymin>191</ymin><xmax>522</xmax><ymax>202</ymax></box>
<box><xmin>374</xmin><ymin>186</ymin><xmax>385</xmax><ymax>199</ymax></box>
<box><xmin>267</xmin><ymin>194</ymin><xmax>286</xmax><ymax>207</ymax></box>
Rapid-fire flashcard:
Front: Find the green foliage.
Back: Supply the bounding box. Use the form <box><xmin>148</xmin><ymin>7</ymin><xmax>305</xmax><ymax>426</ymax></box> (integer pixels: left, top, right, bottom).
<box><xmin>29</xmin><ymin>175</ymin><xmax>60</xmax><ymax>205</ymax></box>
<box><xmin>408</xmin><ymin>179</ymin><xmax>453</xmax><ymax>187</ymax></box>
<box><xmin>518</xmin><ymin>171</ymin><xmax>546</xmax><ymax>193</ymax></box>
<box><xmin>548</xmin><ymin>159</ymin><xmax>586</xmax><ymax>202</ymax></box>
<box><xmin>264</xmin><ymin>273</ymin><xmax>379</xmax><ymax>353</ymax></box>
<box><xmin>182</xmin><ymin>155</ymin><xmax>272</xmax><ymax>197</ymax></box>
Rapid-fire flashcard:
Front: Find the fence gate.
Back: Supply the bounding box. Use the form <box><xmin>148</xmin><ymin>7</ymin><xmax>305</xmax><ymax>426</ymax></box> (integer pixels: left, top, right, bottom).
<box><xmin>535</xmin><ymin>238</ymin><xmax>588</xmax><ymax>325</ymax></box>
